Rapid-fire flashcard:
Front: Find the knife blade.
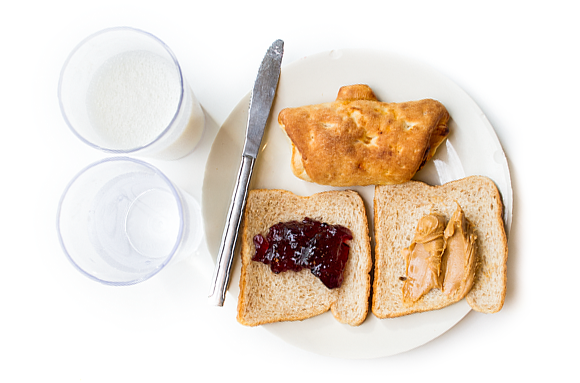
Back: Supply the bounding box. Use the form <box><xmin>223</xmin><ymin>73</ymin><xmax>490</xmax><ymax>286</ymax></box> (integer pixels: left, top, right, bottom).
<box><xmin>208</xmin><ymin>39</ymin><xmax>284</xmax><ymax>306</ymax></box>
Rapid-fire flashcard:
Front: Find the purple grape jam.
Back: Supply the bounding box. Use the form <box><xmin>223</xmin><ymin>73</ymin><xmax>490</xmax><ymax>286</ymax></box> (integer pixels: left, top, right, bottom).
<box><xmin>252</xmin><ymin>217</ymin><xmax>353</xmax><ymax>289</ymax></box>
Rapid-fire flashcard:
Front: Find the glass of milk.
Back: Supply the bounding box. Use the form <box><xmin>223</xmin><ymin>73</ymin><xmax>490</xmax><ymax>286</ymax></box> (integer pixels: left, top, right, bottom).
<box><xmin>57</xmin><ymin>157</ymin><xmax>203</xmax><ymax>285</ymax></box>
<box><xmin>58</xmin><ymin>27</ymin><xmax>205</xmax><ymax>160</ymax></box>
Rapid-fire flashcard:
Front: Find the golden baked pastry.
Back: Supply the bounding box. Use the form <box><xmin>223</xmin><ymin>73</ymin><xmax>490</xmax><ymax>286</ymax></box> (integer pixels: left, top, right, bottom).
<box><xmin>278</xmin><ymin>84</ymin><xmax>450</xmax><ymax>186</ymax></box>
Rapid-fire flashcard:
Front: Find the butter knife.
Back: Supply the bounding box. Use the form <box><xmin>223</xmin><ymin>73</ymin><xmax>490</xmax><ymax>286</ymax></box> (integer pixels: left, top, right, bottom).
<box><xmin>208</xmin><ymin>39</ymin><xmax>284</xmax><ymax>306</ymax></box>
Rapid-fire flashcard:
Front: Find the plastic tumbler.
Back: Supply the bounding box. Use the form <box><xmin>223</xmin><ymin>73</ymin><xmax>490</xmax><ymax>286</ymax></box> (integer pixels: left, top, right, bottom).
<box><xmin>58</xmin><ymin>27</ymin><xmax>205</xmax><ymax>160</ymax></box>
<box><xmin>57</xmin><ymin>157</ymin><xmax>202</xmax><ymax>285</ymax></box>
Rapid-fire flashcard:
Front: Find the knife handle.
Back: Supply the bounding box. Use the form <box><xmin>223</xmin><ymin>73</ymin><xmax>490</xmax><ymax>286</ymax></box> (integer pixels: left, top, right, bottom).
<box><xmin>208</xmin><ymin>155</ymin><xmax>255</xmax><ymax>306</ymax></box>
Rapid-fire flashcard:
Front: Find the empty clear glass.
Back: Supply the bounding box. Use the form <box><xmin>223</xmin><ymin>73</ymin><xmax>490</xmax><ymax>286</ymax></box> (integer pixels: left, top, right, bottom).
<box><xmin>57</xmin><ymin>157</ymin><xmax>202</xmax><ymax>285</ymax></box>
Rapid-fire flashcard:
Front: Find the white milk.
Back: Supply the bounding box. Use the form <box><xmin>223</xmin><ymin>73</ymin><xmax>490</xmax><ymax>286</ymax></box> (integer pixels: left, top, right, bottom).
<box><xmin>86</xmin><ymin>50</ymin><xmax>203</xmax><ymax>156</ymax></box>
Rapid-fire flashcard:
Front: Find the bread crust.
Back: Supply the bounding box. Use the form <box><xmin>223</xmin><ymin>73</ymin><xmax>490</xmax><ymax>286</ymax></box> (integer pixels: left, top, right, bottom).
<box><xmin>372</xmin><ymin>176</ymin><xmax>507</xmax><ymax>318</ymax></box>
<box><xmin>237</xmin><ymin>189</ymin><xmax>372</xmax><ymax>326</ymax></box>
<box><xmin>278</xmin><ymin>84</ymin><xmax>450</xmax><ymax>186</ymax></box>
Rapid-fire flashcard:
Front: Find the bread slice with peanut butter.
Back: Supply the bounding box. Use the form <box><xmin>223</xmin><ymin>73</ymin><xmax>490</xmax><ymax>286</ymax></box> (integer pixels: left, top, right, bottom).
<box><xmin>372</xmin><ymin>176</ymin><xmax>508</xmax><ymax>318</ymax></box>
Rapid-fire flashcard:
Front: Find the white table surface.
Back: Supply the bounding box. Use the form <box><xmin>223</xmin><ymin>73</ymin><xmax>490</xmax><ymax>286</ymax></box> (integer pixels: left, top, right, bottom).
<box><xmin>2</xmin><ymin>1</ymin><xmax>578</xmax><ymax>381</ymax></box>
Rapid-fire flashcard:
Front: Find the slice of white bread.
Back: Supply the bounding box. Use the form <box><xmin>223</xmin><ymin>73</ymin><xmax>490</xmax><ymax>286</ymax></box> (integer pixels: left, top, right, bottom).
<box><xmin>372</xmin><ymin>176</ymin><xmax>507</xmax><ymax>318</ymax></box>
<box><xmin>237</xmin><ymin>189</ymin><xmax>372</xmax><ymax>326</ymax></box>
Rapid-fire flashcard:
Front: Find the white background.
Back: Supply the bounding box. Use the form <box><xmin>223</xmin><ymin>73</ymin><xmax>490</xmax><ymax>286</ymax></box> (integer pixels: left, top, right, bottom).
<box><xmin>1</xmin><ymin>0</ymin><xmax>578</xmax><ymax>381</ymax></box>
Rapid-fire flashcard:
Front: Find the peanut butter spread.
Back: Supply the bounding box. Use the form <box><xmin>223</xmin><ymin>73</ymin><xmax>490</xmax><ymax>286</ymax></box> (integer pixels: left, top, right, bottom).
<box><xmin>401</xmin><ymin>204</ymin><xmax>478</xmax><ymax>303</ymax></box>
<box><xmin>440</xmin><ymin>204</ymin><xmax>478</xmax><ymax>299</ymax></box>
<box><xmin>402</xmin><ymin>214</ymin><xmax>446</xmax><ymax>303</ymax></box>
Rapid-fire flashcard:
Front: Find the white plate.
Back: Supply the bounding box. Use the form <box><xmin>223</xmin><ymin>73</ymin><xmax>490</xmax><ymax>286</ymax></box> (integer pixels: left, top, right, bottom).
<box><xmin>201</xmin><ymin>49</ymin><xmax>512</xmax><ymax>359</ymax></box>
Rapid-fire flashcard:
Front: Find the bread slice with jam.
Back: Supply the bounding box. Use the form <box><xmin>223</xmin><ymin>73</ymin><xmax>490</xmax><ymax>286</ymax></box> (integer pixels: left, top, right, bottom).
<box><xmin>237</xmin><ymin>189</ymin><xmax>372</xmax><ymax>326</ymax></box>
